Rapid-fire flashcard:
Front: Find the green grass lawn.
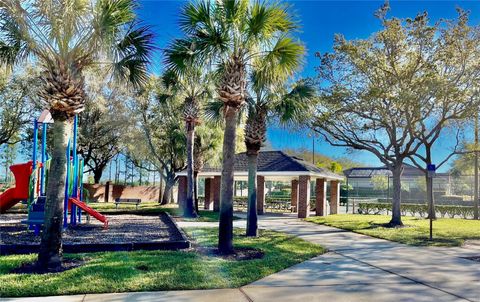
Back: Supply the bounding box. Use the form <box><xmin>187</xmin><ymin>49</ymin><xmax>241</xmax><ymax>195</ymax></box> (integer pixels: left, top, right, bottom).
<box><xmin>0</xmin><ymin>228</ymin><xmax>324</xmax><ymax>297</ymax></box>
<box><xmin>306</xmin><ymin>214</ymin><xmax>480</xmax><ymax>247</ymax></box>
<box><xmin>88</xmin><ymin>202</ymin><xmax>237</xmax><ymax>222</ymax></box>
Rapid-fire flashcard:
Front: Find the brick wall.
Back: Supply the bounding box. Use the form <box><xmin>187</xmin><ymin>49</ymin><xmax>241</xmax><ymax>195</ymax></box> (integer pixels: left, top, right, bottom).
<box><xmin>83</xmin><ymin>183</ymin><xmax>161</xmax><ymax>202</ymax></box>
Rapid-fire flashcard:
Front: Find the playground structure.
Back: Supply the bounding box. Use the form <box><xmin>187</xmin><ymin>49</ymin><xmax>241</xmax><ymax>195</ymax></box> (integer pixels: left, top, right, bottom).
<box><xmin>0</xmin><ymin>111</ymin><xmax>108</xmax><ymax>234</ymax></box>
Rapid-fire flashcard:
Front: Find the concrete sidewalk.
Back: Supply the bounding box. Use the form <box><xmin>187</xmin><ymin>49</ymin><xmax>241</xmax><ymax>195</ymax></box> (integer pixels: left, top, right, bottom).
<box><xmin>243</xmin><ymin>215</ymin><xmax>480</xmax><ymax>302</ymax></box>
<box><xmin>4</xmin><ymin>214</ymin><xmax>479</xmax><ymax>302</ymax></box>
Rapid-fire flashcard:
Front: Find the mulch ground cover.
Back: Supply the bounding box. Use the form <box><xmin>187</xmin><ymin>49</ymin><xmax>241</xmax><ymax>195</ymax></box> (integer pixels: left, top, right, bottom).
<box><xmin>0</xmin><ymin>213</ymin><xmax>184</xmax><ymax>246</ymax></box>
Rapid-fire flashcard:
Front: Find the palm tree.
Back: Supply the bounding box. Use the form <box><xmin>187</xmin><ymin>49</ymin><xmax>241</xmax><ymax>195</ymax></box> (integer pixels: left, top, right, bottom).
<box><xmin>161</xmin><ymin>67</ymin><xmax>214</xmax><ymax>218</ymax></box>
<box><xmin>0</xmin><ymin>0</ymin><xmax>153</xmax><ymax>270</ymax></box>
<box><xmin>245</xmin><ymin>73</ymin><xmax>315</xmax><ymax>237</ymax></box>
<box><xmin>168</xmin><ymin>0</ymin><xmax>303</xmax><ymax>254</ymax></box>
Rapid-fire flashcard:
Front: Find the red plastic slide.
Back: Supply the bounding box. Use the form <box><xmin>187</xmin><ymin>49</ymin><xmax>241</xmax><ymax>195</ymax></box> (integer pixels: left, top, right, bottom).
<box><xmin>69</xmin><ymin>197</ymin><xmax>109</xmax><ymax>228</ymax></box>
<box><xmin>0</xmin><ymin>161</ymin><xmax>33</xmax><ymax>213</ymax></box>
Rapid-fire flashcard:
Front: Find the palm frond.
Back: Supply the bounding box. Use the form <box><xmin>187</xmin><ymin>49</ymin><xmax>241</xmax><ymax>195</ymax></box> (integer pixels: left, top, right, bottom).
<box><xmin>260</xmin><ymin>36</ymin><xmax>304</xmax><ymax>81</ymax></box>
<box><xmin>274</xmin><ymin>79</ymin><xmax>317</xmax><ymax>127</ymax></box>
<box><xmin>179</xmin><ymin>0</ymin><xmax>214</xmax><ymax>34</ymax></box>
<box><xmin>203</xmin><ymin>99</ymin><xmax>224</xmax><ymax>125</ymax></box>
<box><xmin>112</xmin><ymin>23</ymin><xmax>155</xmax><ymax>88</ymax></box>
<box><xmin>0</xmin><ymin>3</ymin><xmax>32</xmax><ymax>66</ymax></box>
<box><xmin>161</xmin><ymin>69</ymin><xmax>179</xmax><ymax>90</ymax></box>
<box><xmin>164</xmin><ymin>38</ymin><xmax>197</xmax><ymax>75</ymax></box>
<box><xmin>220</xmin><ymin>0</ymin><xmax>248</xmax><ymax>27</ymax></box>
<box><xmin>94</xmin><ymin>0</ymin><xmax>137</xmax><ymax>43</ymax></box>
<box><xmin>247</xmin><ymin>1</ymin><xmax>295</xmax><ymax>42</ymax></box>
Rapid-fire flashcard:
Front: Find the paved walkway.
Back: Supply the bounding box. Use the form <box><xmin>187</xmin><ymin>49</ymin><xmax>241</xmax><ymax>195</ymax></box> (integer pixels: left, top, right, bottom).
<box><xmin>4</xmin><ymin>214</ymin><xmax>479</xmax><ymax>302</ymax></box>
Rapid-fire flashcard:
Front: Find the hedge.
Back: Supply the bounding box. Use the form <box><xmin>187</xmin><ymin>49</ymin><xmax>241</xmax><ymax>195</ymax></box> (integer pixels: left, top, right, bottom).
<box><xmin>358</xmin><ymin>202</ymin><xmax>475</xmax><ymax>218</ymax></box>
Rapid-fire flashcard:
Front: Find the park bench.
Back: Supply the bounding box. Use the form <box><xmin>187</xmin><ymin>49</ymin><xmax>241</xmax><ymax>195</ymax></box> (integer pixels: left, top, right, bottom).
<box><xmin>114</xmin><ymin>198</ymin><xmax>142</xmax><ymax>209</ymax></box>
<box><xmin>265</xmin><ymin>199</ymin><xmax>295</xmax><ymax>212</ymax></box>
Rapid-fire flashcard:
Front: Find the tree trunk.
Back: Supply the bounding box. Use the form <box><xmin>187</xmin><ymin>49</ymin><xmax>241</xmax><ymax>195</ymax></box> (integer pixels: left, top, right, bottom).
<box><xmin>161</xmin><ymin>178</ymin><xmax>174</xmax><ymax>205</ymax></box>
<box><xmin>93</xmin><ymin>168</ymin><xmax>103</xmax><ymax>184</ymax></box>
<box><xmin>158</xmin><ymin>173</ymin><xmax>164</xmax><ymax>204</ymax></box>
<box><xmin>218</xmin><ymin>108</ymin><xmax>238</xmax><ymax>254</ymax></box>
<box><xmin>474</xmin><ymin>112</ymin><xmax>479</xmax><ymax>219</ymax></box>
<box><xmin>426</xmin><ymin>175</ymin><xmax>436</xmax><ymax>220</ymax></box>
<box><xmin>37</xmin><ymin>116</ymin><xmax>72</xmax><ymax>271</ymax></box>
<box><xmin>389</xmin><ymin>165</ymin><xmax>403</xmax><ymax>227</ymax></box>
<box><xmin>246</xmin><ymin>153</ymin><xmax>258</xmax><ymax>237</ymax></box>
<box><xmin>184</xmin><ymin>122</ymin><xmax>198</xmax><ymax>218</ymax></box>
<box><xmin>194</xmin><ymin>171</ymin><xmax>199</xmax><ymax>212</ymax></box>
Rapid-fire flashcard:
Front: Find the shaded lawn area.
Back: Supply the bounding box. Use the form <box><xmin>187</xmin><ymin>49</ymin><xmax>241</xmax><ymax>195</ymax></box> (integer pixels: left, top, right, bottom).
<box><xmin>306</xmin><ymin>214</ymin><xmax>480</xmax><ymax>247</ymax></box>
<box><xmin>88</xmin><ymin>202</ymin><xmax>239</xmax><ymax>222</ymax></box>
<box><xmin>0</xmin><ymin>228</ymin><xmax>325</xmax><ymax>297</ymax></box>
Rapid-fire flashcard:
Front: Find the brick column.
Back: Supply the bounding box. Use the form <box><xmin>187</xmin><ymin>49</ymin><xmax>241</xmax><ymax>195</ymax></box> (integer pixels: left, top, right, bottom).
<box><xmin>330</xmin><ymin>180</ymin><xmax>340</xmax><ymax>214</ymax></box>
<box><xmin>291</xmin><ymin>179</ymin><xmax>298</xmax><ymax>212</ymax></box>
<box><xmin>257</xmin><ymin>175</ymin><xmax>265</xmax><ymax>215</ymax></box>
<box><xmin>213</xmin><ymin>176</ymin><xmax>221</xmax><ymax>212</ymax></box>
<box><xmin>298</xmin><ymin>175</ymin><xmax>311</xmax><ymax>218</ymax></box>
<box><xmin>204</xmin><ymin>178</ymin><xmax>213</xmax><ymax>210</ymax></box>
<box><xmin>315</xmin><ymin>178</ymin><xmax>327</xmax><ymax>216</ymax></box>
<box><xmin>105</xmin><ymin>181</ymin><xmax>113</xmax><ymax>203</ymax></box>
<box><xmin>177</xmin><ymin>176</ymin><xmax>187</xmax><ymax>210</ymax></box>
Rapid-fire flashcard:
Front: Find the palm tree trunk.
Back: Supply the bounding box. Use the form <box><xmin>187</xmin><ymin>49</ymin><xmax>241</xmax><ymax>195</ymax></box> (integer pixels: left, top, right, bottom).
<box><xmin>218</xmin><ymin>107</ymin><xmax>238</xmax><ymax>254</ymax></box>
<box><xmin>37</xmin><ymin>116</ymin><xmax>72</xmax><ymax>271</ymax></box>
<box><xmin>246</xmin><ymin>152</ymin><xmax>258</xmax><ymax>237</ymax></box>
<box><xmin>194</xmin><ymin>171</ymin><xmax>199</xmax><ymax>212</ymax></box>
<box><xmin>389</xmin><ymin>165</ymin><xmax>403</xmax><ymax>227</ymax></box>
<box><xmin>184</xmin><ymin>122</ymin><xmax>198</xmax><ymax>218</ymax></box>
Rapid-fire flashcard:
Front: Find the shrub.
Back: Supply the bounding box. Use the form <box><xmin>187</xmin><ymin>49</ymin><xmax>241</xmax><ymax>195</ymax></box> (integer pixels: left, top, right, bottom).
<box><xmin>358</xmin><ymin>202</ymin><xmax>474</xmax><ymax>218</ymax></box>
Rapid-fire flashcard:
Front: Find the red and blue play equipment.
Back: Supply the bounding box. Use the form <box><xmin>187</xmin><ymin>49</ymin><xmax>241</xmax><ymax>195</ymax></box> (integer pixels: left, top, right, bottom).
<box><xmin>0</xmin><ymin>161</ymin><xmax>33</xmax><ymax>213</ymax></box>
<box><xmin>0</xmin><ymin>111</ymin><xmax>107</xmax><ymax>234</ymax></box>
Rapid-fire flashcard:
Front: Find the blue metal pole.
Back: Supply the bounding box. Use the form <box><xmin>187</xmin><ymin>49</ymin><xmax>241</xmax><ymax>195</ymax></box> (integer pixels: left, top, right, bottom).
<box><xmin>71</xmin><ymin>116</ymin><xmax>78</xmax><ymax>225</ymax></box>
<box><xmin>30</xmin><ymin>120</ymin><xmax>38</xmax><ymax>205</ymax></box>
<box><xmin>63</xmin><ymin>138</ymin><xmax>71</xmax><ymax>228</ymax></box>
<box><xmin>78</xmin><ymin>158</ymin><xmax>84</xmax><ymax>223</ymax></box>
<box><xmin>40</xmin><ymin>123</ymin><xmax>47</xmax><ymax>196</ymax></box>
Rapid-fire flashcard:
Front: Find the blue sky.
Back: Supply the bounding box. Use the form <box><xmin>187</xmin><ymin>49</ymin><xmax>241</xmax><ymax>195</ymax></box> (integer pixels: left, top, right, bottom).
<box><xmin>137</xmin><ymin>0</ymin><xmax>480</xmax><ymax>170</ymax></box>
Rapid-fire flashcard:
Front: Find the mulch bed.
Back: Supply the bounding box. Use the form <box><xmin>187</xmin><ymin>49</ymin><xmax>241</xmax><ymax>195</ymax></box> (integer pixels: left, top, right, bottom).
<box><xmin>0</xmin><ymin>213</ymin><xmax>190</xmax><ymax>254</ymax></box>
<box><xmin>10</xmin><ymin>258</ymin><xmax>85</xmax><ymax>274</ymax></box>
<box><xmin>196</xmin><ymin>246</ymin><xmax>265</xmax><ymax>261</ymax></box>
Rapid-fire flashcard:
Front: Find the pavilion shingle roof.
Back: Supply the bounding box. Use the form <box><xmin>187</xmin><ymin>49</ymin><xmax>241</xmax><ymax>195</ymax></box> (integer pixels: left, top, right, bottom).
<box><xmin>195</xmin><ymin>151</ymin><xmax>343</xmax><ymax>179</ymax></box>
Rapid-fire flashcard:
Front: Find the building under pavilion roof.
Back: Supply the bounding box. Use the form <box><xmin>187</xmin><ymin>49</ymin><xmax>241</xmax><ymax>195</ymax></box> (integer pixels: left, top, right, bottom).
<box><xmin>176</xmin><ymin>151</ymin><xmax>344</xmax><ymax>218</ymax></box>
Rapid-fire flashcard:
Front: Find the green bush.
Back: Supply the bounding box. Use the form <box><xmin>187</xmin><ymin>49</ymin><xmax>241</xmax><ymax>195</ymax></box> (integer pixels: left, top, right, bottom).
<box><xmin>358</xmin><ymin>202</ymin><xmax>474</xmax><ymax>218</ymax></box>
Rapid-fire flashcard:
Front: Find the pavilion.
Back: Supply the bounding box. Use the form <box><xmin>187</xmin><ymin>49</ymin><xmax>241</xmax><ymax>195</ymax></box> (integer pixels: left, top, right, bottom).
<box><xmin>176</xmin><ymin>151</ymin><xmax>344</xmax><ymax>218</ymax></box>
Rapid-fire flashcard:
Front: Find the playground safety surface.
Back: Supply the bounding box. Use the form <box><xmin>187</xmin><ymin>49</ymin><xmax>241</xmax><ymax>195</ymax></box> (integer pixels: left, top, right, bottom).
<box><xmin>0</xmin><ymin>213</ymin><xmax>190</xmax><ymax>254</ymax></box>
